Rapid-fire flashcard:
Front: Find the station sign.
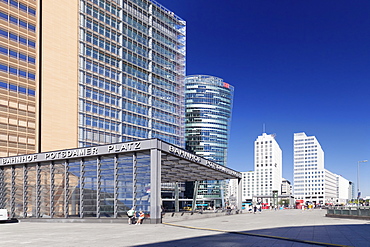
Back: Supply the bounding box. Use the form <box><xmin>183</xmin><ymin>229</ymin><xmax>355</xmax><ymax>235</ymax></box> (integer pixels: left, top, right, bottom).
<box><xmin>0</xmin><ymin>140</ymin><xmax>150</xmax><ymax>166</ymax></box>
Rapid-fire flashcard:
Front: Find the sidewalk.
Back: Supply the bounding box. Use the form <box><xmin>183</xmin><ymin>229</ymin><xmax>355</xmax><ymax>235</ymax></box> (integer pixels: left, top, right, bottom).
<box><xmin>1</xmin><ymin>209</ymin><xmax>370</xmax><ymax>246</ymax></box>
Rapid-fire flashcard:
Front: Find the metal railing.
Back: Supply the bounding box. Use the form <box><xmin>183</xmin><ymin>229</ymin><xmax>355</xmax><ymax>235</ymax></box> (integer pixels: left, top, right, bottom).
<box><xmin>327</xmin><ymin>206</ymin><xmax>370</xmax><ymax>217</ymax></box>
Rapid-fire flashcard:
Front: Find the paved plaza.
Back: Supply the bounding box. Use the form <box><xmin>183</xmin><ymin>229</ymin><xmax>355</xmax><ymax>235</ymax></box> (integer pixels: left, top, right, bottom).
<box><xmin>1</xmin><ymin>209</ymin><xmax>370</xmax><ymax>246</ymax></box>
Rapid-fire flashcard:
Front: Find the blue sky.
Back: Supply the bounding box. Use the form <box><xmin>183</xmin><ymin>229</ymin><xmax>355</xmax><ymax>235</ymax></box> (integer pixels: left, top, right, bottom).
<box><xmin>158</xmin><ymin>0</ymin><xmax>370</xmax><ymax>197</ymax></box>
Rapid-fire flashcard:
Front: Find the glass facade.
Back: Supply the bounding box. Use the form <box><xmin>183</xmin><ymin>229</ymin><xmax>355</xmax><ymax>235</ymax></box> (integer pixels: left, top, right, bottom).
<box><xmin>185</xmin><ymin>75</ymin><xmax>234</xmax><ymax>207</ymax></box>
<box><xmin>78</xmin><ymin>0</ymin><xmax>186</xmax><ymax>148</ymax></box>
<box><xmin>0</xmin><ymin>152</ymin><xmax>151</xmax><ymax>219</ymax></box>
<box><xmin>0</xmin><ymin>0</ymin><xmax>37</xmax><ymax>157</ymax></box>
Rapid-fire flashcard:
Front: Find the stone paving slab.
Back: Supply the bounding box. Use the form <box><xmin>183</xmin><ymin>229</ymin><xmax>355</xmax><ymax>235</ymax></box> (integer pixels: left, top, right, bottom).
<box><xmin>0</xmin><ymin>209</ymin><xmax>369</xmax><ymax>246</ymax></box>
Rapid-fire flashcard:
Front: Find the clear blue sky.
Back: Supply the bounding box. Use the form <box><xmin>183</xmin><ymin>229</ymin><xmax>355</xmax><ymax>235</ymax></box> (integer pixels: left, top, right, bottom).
<box><xmin>158</xmin><ymin>0</ymin><xmax>370</xmax><ymax>197</ymax></box>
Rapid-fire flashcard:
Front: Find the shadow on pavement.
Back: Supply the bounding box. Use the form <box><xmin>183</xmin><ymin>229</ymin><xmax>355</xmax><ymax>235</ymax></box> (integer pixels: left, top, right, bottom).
<box><xmin>134</xmin><ymin>224</ymin><xmax>370</xmax><ymax>247</ymax></box>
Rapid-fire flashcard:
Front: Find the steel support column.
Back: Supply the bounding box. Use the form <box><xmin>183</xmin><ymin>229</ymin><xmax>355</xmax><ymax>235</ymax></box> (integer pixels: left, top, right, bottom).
<box><xmin>237</xmin><ymin>178</ymin><xmax>243</xmax><ymax>211</ymax></box>
<box><xmin>10</xmin><ymin>166</ymin><xmax>15</xmax><ymax>218</ymax></box>
<box><xmin>80</xmin><ymin>159</ymin><xmax>85</xmax><ymax>218</ymax></box>
<box><xmin>133</xmin><ymin>152</ymin><xmax>137</xmax><ymax>209</ymax></box>
<box><xmin>96</xmin><ymin>157</ymin><xmax>101</xmax><ymax>218</ymax></box>
<box><xmin>113</xmin><ymin>155</ymin><xmax>118</xmax><ymax>218</ymax></box>
<box><xmin>50</xmin><ymin>161</ymin><xmax>55</xmax><ymax>218</ymax></box>
<box><xmin>0</xmin><ymin>168</ymin><xmax>5</xmax><ymax>209</ymax></box>
<box><xmin>192</xmin><ymin>181</ymin><xmax>199</xmax><ymax>212</ymax></box>
<box><xmin>64</xmin><ymin>160</ymin><xmax>69</xmax><ymax>218</ymax></box>
<box><xmin>150</xmin><ymin>147</ymin><xmax>161</xmax><ymax>223</ymax></box>
<box><xmin>35</xmin><ymin>163</ymin><xmax>41</xmax><ymax>218</ymax></box>
<box><xmin>175</xmin><ymin>182</ymin><xmax>179</xmax><ymax>212</ymax></box>
<box><xmin>23</xmin><ymin>165</ymin><xmax>28</xmax><ymax>218</ymax></box>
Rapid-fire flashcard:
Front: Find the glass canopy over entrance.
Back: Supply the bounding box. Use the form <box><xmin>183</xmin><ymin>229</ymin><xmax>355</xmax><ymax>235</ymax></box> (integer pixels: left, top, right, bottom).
<box><xmin>0</xmin><ymin>139</ymin><xmax>242</xmax><ymax>223</ymax></box>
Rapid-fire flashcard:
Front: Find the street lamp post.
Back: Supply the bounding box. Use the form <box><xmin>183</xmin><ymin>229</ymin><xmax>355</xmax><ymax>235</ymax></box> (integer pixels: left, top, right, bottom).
<box><xmin>357</xmin><ymin>160</ymin><xmax>368</xmax><ymax>209</ymax></box>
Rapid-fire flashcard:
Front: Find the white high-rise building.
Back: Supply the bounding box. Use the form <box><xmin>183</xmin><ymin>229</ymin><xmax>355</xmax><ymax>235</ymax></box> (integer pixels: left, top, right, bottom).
<box><xmin>242</xmin><ymin>133</ymin><xmax>282</xmax><ymax>204</ymax></box>
<box><xmin>255</xmin><ymin>133</ymin><xmax>282</xmax><ymax>196</ymax></box>
<box><xmin>281</xmin><ymin>178</ymin><xmax>292</xmax><ymax>196</ymax></box>
<box><xmin>293</xmin><ymin>132</ymin><xmax>350</xmax><ymax>205</ymax></box>
<box><xmin>294</xmin><ymin>132</ymin><xmax>325</xmax><ymax>203</ymax></box>
<box><xmin>337</xmin><ymin>175</ymin><xmax>352</xmax><ymax>205</ymax></box>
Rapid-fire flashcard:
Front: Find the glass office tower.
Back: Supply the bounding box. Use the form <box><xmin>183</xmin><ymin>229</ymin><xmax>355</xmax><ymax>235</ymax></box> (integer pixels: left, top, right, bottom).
<box><xmin>185</xmin><ymin>75</ymin><xmax>234</xmax><ymax>207</ymax></box>
<box><xmin>0</xmin><ymin>0</ymin><xmax>37</xmax><ymax>157</ymax></box>
<box><xmin>79</xmin><ymin>0</ymin><xmax>186</xmax><ymax>148</ymax></box>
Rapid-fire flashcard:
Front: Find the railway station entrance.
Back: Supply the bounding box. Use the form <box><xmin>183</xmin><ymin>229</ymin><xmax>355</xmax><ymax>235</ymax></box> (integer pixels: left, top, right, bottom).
<box><xmin>0</xmin><ymin>139</ymin><xmax>242</xmax><ymax>223</ymax></box>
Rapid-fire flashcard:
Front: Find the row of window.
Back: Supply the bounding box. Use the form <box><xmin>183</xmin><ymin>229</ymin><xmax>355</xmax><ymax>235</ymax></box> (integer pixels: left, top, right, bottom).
<box><xmin>84</xmin><ymin>45</ymin><xmax>120</xmax><ymax>67</ymax></box>
<box><xmin>123</xmin><ymin>50</ymin><xmax>148</xmax><ymax>69</ymax></box>
<box><xmin>0</xmin><ymin>10</ymin><xmax>36</xmax><ymax>32</ymax></box>
<box><xmin>122</xmin><ymin>124</ymin><xmax>148</xmax><ymax>138</ymax></box>
<box><xmin>85</xmin><ymin>4</ymin><xmax>120</xmax><ymax>30</ymax></box>
<box><xmin>84</xmin><ymin>87</ymin><xmax>119</xmax><ymax>106</ymax></box>
<box><xmin>124</xmin><ymin>4</ymin><xmax>149</xmax><ymax>26</ymax></box>
<box><xmin>123</xmin><ymin>13</ymin><xmax>148</xmax><ymax>34</ymax></box>
<box><xmin>84</xmin><ymin>31</ymin><xmax>119</xmax><ymax>55</ymax></box>
<box><xmin>122</xmin><ymin>62</ymin><xmax>147</xmax><ymax>80</ymax></box>
<box><xmin>84</xmin><ymin>115</ymin><xmax>119</xmax><ymax>132</ymax></box>
<box><xmin>152</xmin><ymin>64</ymin><xmax>175</xmax><ymax>80</ymax></box>
<box><xmin>153</xmin><ymin>54</ymin><xmax>176</xmax><ymax>70</ymax></box>
<box><xmin>153</xmin><ymin>29</ymin><xmax>177</xmax><ymax>49</ymax></box>
<box><xmin>128</xmin><ymin>0</ymin><xmax>149</xmax><ymax>11</ymax></box>
<box><xmin>87</xmin><ymin>0</ymin><xmax>120</xmax><ymax>17</ymax></box>
<box><xmin>84</xmin><ymin>101</ymin><xmax>120</xmax><ymax>119</ymax></box>
<box><xmin>152</xmin><ymin>76</ymin><xmax>176</xmax><ymax>91</ymax></box>
<box><xmin>0</xmin><ymin>28</ymin><xmax>36</xmax><ymax>48</ymax></box>
<box><xmin>152</xmin><ymin>42</ymin><xmax>176</xmax><ymax>59</ymax></box>
<box><xmin>0</xmin><ymin>64</ymin><xmax>35</xmax><ymax>80</ymax></box>
<box><xmin>84</xmin><ymin>73</ymin><xmax>119</xmax><ymax>93</ymax></box>
<box><xmin>295</xmin><ymin>138</ymin><xmax>315</xmax><ymax>141</ymax></box>
<box><xmin>79</xmin><ymin>128</ymin><xmax>120</xmax><ymax>144</ymax></box>
<box><xmin>124</xmin><ymin>25</ymin><xmax>148</xmax><ymax>46</ymax></box>
<box><xmin>1</xmin><ymin>0</ymin><xmax>36</xmax><ymax>16</ymax></box>
<box><xmin>122</xmin><ymin>99</ymin><xmax>148</xmax><ymax>115</ymax></box>
<box><xmin>256</xmin><ymin>141</ymin><xmax>273</xmax><ymax>144</ymax></box>
<box><xmin>123</xmin><ymin>37</ymin><xmax>148</xmax><ymax>57</ymax></box>
<box><xmin>152</xmin><ymin>16</ymin><xmax>177</xmax><ymax>39</ymax></box>
<box><xmin>152</xmin><ymin>130</ymin><xmax>182</xmax><ymax>147</ymax></box>
<box><xmin>83</xmin><ymin>17</ymin><xmax>120</xmax><ymax>42</ymax></box>
<box><xmin>152</xmin><ymin>98</ymin><xmax>177</xmax><ymax>113</ymax></box>
<box><xmin>123</xmin><ymin>75</ymin><xmax>148</xmax><ymax>92</ymax></box>
<box><xmin>0</xmin><ymin>81</ymin><xmax>35</xmax><ymax>95</ymax></box>
<box><xmin>0</xmin><ymin>46</ymin><xmax>35</xmax><ymax>64</ymax></box>
<box><xmin>152</xmin><ymin>109</ymin><xmax>177</xmax><ymax>124</ymax></box>
<box><xmin>122</xmin><ymin>87</ymin><xmax>147</xmax><ymax>103</ymax></box>
<box><xmin>123</xmin><ymin>112</ymin><xmax>148</xmax><ymax>127</ymax></box>
<box><xmin>84</xmin><ymin>58</ymin><xmax>120</xmax><ymax>80</ymax></box>
<box><xmin>152</xmin><ymin>120</ymin><xmax>176</xmax><ymax>134</ymax></box>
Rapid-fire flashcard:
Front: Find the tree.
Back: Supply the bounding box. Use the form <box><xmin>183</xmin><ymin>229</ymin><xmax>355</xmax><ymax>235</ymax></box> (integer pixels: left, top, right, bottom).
<box><xmin>278</xmin><ymin>199</ymin><xmax>290</xmax><ymax>207</ymax></box>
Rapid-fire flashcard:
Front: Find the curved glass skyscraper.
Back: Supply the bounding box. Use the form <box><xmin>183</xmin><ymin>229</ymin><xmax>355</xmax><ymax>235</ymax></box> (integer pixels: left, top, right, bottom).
<box><xmin>185</xmin><ymin>75</ymin><xmax>234</xmax><ymax>207</ymax></box>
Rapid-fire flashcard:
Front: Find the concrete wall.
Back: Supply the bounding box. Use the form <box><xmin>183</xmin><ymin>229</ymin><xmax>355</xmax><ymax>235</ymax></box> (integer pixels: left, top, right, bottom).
<box><xmin>40</xmin><ymin>0</ymin><xmax>79</xmax><ymax>152</ymax></box>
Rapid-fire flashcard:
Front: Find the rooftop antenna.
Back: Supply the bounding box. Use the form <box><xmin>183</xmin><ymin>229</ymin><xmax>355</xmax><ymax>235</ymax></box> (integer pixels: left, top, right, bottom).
<box><xmin>263</xmin><ymin>123</ymin><xmax>266</xmax><ymax>133</ymax></box>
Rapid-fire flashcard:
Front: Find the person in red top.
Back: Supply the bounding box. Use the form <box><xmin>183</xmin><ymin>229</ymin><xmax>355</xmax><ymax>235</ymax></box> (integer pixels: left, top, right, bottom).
<box><xmin>136</xmin><ymin>211</ymin><xmax>145</xmax><ymax>225</ymax></box>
